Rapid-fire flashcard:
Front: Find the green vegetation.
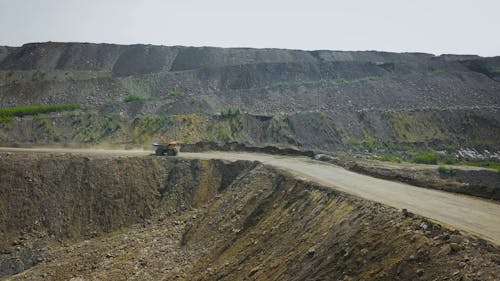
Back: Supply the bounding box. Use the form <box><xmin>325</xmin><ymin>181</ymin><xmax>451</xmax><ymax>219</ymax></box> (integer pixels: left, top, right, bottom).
<box><xmin>431</xmin><ymin>69</ymin><xmax>446</xmax><ymax>75</ymax></box>
<box><xmin>123</xmin><ymin>95</ymin><xmax>152</xmax><ymax>103</ymax></box>
<box><xmin>219</xmin><ymin>108</ymin><xmax>241</xmax><ymax>118</ymax></box>
<box><xmin>102</xmin><ymin>115</ymin><xmax>122</xmax><ymax>135</ymax></box>
<box><xmin>273</xmin><ymin>81</ymin><xmax>289</xmax><ymax>88</ymax></box>
<box><xmin>219</xmin><ymin>108</ymin><xmax>243</xmax><ymax>133</ymax></box>
<box><xmin>442</xmin><ymin>156</ymin><xmax>459</xmax><ymax>165</ymax></box>
<box><xmin>334</xmin><ymin>78</ymin><xmax>348</xmax><ymax>84</ymax></box>
<box><xmin>105</xmin><ymin>99</ymin><xmax>119</xmax><ymax>106</ymax></box>
<box><xmin>73</xmin><ymin>112</ymin><xmax>99</xmax><ymax>143</ymax></box>
<box><xmin>438</xmin><ymin>165</ymin><xmax>456</xmax><ymax>176</ymax></box>
<box><xmin>463</xmin><ymin>161</ymin><xmax>500</xmax><ymax>172</ymax></box>
<box><xmin>170</xmin><ymin>90</ymin><xmax>183</xmax><ymax>98</ymax></box>
<box><xmin>0</xmin><ymin>104</ymin><xmax>81</xmax><ymax>122</ymax></box>
<box><xmin>438</xmin><ymin>143</ymin><xmax>460</xmax><ymax>152</ymax></box>
<box><xmin>368</xmin><ymin>140</ymin><xmax>378</xmax><ymax>153</ymax></box>
<box><xmin>382</xmin><ymin>110</ymin><xmax>447</xmax><ymax>143</ymax></box>
<box><xmin>358</xmin><ymin>110</ymin><xmax>367</xmax><ymax>121</ymax></box>
<box><xmin>219</xmin><ymin>128</ymin><xmax>231</xmax><ymax>141</ymax></box>
<box><xmin>372</xmin><ymin>147</ymin><xmax>500</xmax><ymax>172</ymax></box>
<box><xmin>0</xmin><ymin>116</ymin><xmax>13</xmax><ymax>123</ymax></box>
<box><xmin>411</xmin><ymin>152</ymin><xmax>439</xmax><ymax>164</ymax></box>
<box><xmin>230</xmin><ymin>117</ymin><xmax>243</xmax><ymax>132</ymax></box>
<box><xmin>377</xmin><ymin>154</ymin><xmax>403</xmax><ymax>163</ymax></box>
<box><xmin>124</xmin><ymin>72</ymin><xmax>164</xmax><ymax>97</ymax></box>
<box><xmin>132</xmin><ymin>115</ymin><xmax>163</xmax><ymax>143</ymax></box>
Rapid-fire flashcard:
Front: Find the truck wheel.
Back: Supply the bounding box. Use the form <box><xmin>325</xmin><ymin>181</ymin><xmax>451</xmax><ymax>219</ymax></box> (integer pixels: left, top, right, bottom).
<box><xmin>166</xmin><ymin>149</ymin><xmax>175</xmax><ymax>156</ymax></box>
<box><xmin>155</xmin><ymin>148</ymin><xmax>163</xmax><ymax>156</ymax></box>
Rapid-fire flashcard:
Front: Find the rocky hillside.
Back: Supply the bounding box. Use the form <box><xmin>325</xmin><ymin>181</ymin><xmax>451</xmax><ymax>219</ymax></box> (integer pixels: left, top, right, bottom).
<box><xmin>1</xmin><ymin>152</ymin><xmax>499</xmax><ymax>280</ymax></box>
<box><xmin>1</xmin><ymin>42</ymin><xmax>499</xmax><ymax>153</ymax></box>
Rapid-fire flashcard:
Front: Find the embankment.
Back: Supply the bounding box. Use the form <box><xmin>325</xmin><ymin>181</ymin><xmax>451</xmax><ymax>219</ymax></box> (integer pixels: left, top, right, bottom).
<box><xmin>0</xmin><ymin>152</ymin><xmax>499</xmax><ymax>280</ymax></box>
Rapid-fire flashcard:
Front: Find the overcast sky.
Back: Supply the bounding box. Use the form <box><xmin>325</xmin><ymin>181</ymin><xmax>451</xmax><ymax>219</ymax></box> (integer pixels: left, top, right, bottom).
<box><xmin>1</xmin><ymin>0</ymin><xmax>499</xmax><ymax>56</ymax></box>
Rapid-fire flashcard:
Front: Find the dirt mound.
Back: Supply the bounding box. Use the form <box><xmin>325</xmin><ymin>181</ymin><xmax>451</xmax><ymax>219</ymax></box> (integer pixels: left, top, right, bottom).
<box><xmin>181</xmin><ymin>141</ymin><xmax>315</xmax><ymax>157</ymax></box>
<box><xmin>1</xmin><ymin>153</ymin><xmax>499</xmax><ymax>280</ymax></box>
<box><xmin>329</xmin><ymin>157</ymin><xmax>500</xmax><ymax>201</ymax></box>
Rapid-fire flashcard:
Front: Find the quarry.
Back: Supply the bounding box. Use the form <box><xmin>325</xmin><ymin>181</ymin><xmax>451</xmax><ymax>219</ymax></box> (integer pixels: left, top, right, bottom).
<box><xmin>0</xmin><ymin>43</ymin><xmax>499</xmax><ymax>280</ymax></box>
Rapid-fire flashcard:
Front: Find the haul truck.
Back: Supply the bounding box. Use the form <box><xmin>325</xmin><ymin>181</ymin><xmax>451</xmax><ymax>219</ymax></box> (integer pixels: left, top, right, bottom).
<box><xmin>153</xmin><ymin>141</ymin><xmax>180</xmax><ymax>156</ymax></box>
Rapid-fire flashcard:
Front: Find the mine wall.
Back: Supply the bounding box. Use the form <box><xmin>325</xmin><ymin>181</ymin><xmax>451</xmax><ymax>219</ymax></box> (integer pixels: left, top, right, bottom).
<box><xmin>0</xmin><ymin>153</ymin><xmax>499</xmax><ymax>280</ymax></box>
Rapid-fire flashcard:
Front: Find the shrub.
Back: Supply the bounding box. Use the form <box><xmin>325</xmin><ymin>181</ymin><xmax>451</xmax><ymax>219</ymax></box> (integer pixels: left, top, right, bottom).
<box><xmin>411</xmin><ymin>152</ymin><xmax>439</xmax><ymax>164</ymax></box>
<box><xmin>367</xmin><ymin>139</ymin><xmax>378</xmax><ymax>152</ymax></box>
<box><xmin>438</xmin><ymin>166</ymin><xmax>456</xmax><ymax>176</ymax></box>
<box><xmin>0</xmin><ymin>104</ymin><xmax>81</xmax><ymax>118</ymax></box>
<box><xmin>230</xmin><ymin>116</ymin><xmax>243</xmax><ymax>132</ymax></box>
<box><xmin>0</xmin><ymin>116</ymin><xmax>13</xmax><ymax>123</ymax></box>
<box><xmin>274</xmin><ymin>81</ymin><xmax>289</xmax><ymax>88</ymax></box>
<box><xmin>219</xmin><ymin>128</ymin><xmax>231</xmax><ymax>141</ymax></box>
<box><xmin>443</xmin><ymin>156</ymin><xmax>458</xmax><ymax>165</ymax></box>
<box><xmin>220</xmin><ymin>108</ymin><xmax>241</xmax><ymax>118</ymax></box>
<box><xmin>170</xmin><ymin>90</ymin><xmax>183</xmax><ymax>98</ymax></box>
<box><xmin>379</xmin><ymin>154</ymin><xmax>402</xmax><ymax>163</ymax></box>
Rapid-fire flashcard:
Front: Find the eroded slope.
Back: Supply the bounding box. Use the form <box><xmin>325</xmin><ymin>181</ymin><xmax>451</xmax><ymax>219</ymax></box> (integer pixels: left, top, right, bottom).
<box><xmin>0</xmin><ymin>153</ymin><xmax>499</xmax><ymax>280</ymax></box>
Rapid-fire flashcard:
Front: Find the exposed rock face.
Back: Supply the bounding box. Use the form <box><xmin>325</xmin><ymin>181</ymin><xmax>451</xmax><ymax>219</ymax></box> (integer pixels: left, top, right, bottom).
<box><xmin>0</xmin><ymin>153</ymin><xmax>254</xmax><ymax>246</ymax></box>
<box><xmin>1</xmin><ymin>153</ymin><xmax>500</xmax><ymax>280</ymax></box>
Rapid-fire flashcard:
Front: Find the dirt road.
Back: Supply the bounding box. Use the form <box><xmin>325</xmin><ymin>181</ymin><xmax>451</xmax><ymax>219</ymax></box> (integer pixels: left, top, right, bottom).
<box><xmin>1</xmin><ymin>147</ymin><xmax>500</xmax><ymax>245</ymax></box>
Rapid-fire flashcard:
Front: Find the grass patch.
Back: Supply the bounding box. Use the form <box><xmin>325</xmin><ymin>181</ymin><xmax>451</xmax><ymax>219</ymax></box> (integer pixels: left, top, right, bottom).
<box><xmin>219</xmin><ymin>128</ymin><xmax>231</xmax><ymax>141</ymax></box>
<box><xmin>123</xmin><ymin>95</ymin><xmax>152</xmax><ymax>103</ymax></box>
<box><xmin>219</xmin><ymin>108</ymin><xmax>241</xmax><ymax>118</ymax></box>
<box><xmin>0</xmin><ymin>104</ymin><xmax>81</xmax><ymax>119</ymax></box>
<box><xmin>377</xmin><ymin>155</ymin><xmax>402</xmax><ymax>163</ymax></box>
<box><xmin>170</xmin><ymin>90</ymin><xmax>183</xmax><ymax>98</ymax></box>
<box><xmin>411</xmin><ymin>152</ymin><xmax>439</xmax><ymax>164</ymax></box>
<box><xmin>0</xmin><ymin>116</ymin><xmax>13</xmax><ymax>123</ymax></box>
<box><xmin>374</xmin><ymin>149</ymin><xmax>500</xmax><ymax>172</ymax></box>
<box><xmin>462</xmin><ymin>161</ymin><xmax>500</xmax><ymax>172</ymax></box>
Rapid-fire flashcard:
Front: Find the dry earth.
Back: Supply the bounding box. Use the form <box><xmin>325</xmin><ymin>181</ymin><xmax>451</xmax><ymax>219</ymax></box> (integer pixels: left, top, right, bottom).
<box><xmin>1</xmin><ymin>149</ymin><xmax>499</xmax><ymax>280</ymax></box>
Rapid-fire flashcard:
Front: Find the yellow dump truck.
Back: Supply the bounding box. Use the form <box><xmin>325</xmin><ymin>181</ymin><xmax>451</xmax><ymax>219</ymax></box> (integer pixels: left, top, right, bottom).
<box><xmin>153</xmin><ymin>141</ymin><xmax>180</xmax><ymax>156</ymax></box>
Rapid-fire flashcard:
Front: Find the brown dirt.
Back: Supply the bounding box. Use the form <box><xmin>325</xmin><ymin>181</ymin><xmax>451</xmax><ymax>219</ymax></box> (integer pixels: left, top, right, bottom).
<box><xmin>1</xmin><ymin>152</ymin><xmax>500</xmax><ymax>280</ymax></box>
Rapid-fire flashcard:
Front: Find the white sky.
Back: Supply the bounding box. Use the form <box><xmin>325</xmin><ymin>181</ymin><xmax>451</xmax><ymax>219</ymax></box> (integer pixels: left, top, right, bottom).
<box><xmin>1</xmin><ymin>0</ymin><xmax>499</xmax><ymax>56</ymax></box>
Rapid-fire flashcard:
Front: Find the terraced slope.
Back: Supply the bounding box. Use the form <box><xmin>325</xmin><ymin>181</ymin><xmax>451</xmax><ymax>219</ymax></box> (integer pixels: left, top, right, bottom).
<box><xmin>0</xmin><ymin>43</ymin><xmax>499</xmax><ymax>152</ymax></box>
